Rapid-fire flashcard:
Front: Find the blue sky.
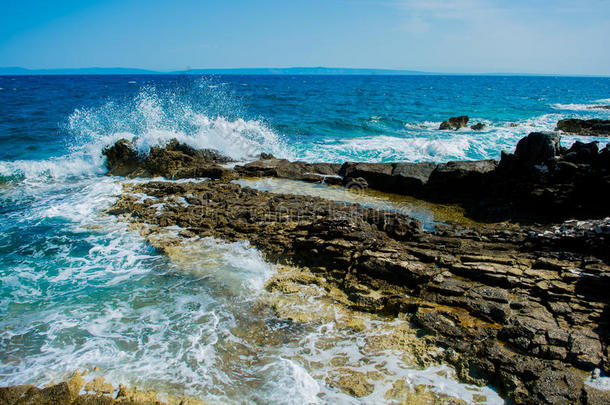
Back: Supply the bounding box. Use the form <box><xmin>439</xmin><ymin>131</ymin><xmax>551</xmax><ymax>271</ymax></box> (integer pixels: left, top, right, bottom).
<box><xmin>1</xmin><ymin>0</ymin><xmax>609</xmax><ymax>75</ymax></box>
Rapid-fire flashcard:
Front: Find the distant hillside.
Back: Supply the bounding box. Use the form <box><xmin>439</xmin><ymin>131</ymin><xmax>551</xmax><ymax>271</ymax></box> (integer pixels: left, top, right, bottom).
<box><xmin>175</xmin><ymin>67</ymin><xmax>432</xmax><ymax>75</ymax></box>
<box><xmin>0</xmin><ymin>66</ymin><xmax>160</xmax><ymax>75</ymax></box>
<box><xmin>0</xmin><ymin>66</ymin><xmax>432</xmax><ymax>76</ymax></box>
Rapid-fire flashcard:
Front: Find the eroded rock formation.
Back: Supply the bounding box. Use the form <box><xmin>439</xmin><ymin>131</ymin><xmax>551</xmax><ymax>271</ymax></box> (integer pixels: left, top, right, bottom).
<box><xmin>107</xmin><ymin>179</ymin><xmax>610</xmax><ymax>405</ymax></box>
<box><xmin>556</xmin><ymin>119</ymin><xmax>610</xmax><ymax>136</ymax></box>
<box><xmin>439</xmin><ymin>116</ymin><xmax>469</xmax><ymax>130</ymax></box>
<box><xmin>94</xmin><ymin>132</ymin><xmax>610</xmax><ymax>403</ymax></box>
<box><xmin>0</xmin><ymin>370</ymin><xmax>206</xmax><ymax>405</ymax></box>
<box><xmin>103</xmin><ymin>138</ymin><xmax>235</xmax><ymax>180</ymax></box>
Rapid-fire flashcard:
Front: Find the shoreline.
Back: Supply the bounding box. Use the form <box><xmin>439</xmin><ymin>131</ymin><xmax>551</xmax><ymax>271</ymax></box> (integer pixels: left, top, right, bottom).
<box><xmin>96</xmin><ymin>128</ymin><xmax>610</xmax><ymax>404</ymax></box>
<box><xmin>3</xmin><ymin>121</ymin><xmax>610</xmax><ymax>404</ymax></box>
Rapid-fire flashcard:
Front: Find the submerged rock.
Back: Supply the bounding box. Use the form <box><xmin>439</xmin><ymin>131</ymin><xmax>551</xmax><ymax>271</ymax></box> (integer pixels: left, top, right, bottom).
<box><xmin>470</xmin><ymin>122</ymin><xmax>486</xmax><ymax>131</ymax></box>
<box><xmin>439</xmin><ymin>116</ymin><xmax>469</xmax><ymax>130</ymax></box>
<box><xmin>556</xmin><ymin>118</ymin><xmax>610</xmax><ymax>136</ymax></box>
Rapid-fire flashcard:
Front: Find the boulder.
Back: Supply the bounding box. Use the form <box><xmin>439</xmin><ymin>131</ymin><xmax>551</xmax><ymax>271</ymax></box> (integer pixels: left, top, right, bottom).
<box><xmin>391</xmin><ymin>162</ymin><xmax>439</xmax><ymax>190</ymax></box>
<box><xmin>102</xmin><ymin>139</ymin><xmax>140</xmax><ymax>176</ymax></box>
<box><xmin>513</xmin><ymin>132</ymin><xmax>561</xmax><ymax>167</ymax></box>
<box><xmin>425</xmin><ymin>160</ymin><xmax>498</xmax><ymax>198</ymax></box>
<box><xmin>439</xmin><ymin>116</ymin><xmax>469</xmax><ymax>130</ymax></box>
<box><xmin>338</xmin><ymin>162</ymin><xmax>393</xmax><ymax>191</ymax></box>
<box><xmin>470</xmin><ymin>123</ymin><xmax>486</xmax><ymax>131</ymax></box>
<box><xmin>563</xmin><ymin>141</ymin><xmax>599</xmax><ymax>164</ymax></box>
<box><xmin>339</xmin><ymin>162</ymin><xmax>437</xmax><ymax>194</ymax></box>
<box><xmin>342</xmin><ymin>176</ymin><xmax>368</xmax><ymax>190</ymax></box>
<box><xmin>556</xmin><ymin>119</ymin><xmax>610</xmax><ymax>136</ymax></box>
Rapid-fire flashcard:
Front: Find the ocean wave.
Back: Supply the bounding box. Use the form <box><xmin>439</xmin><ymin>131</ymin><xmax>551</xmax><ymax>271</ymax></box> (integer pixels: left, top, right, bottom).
<box><xmin>0</xmin><ymin>152</ymin><xmax>106</xmax><ymax>182</ymax></box>
<box><xmin>293</xmin><ymin>113</ymin><xmax>610</xmax><ymax>163</ymax></box>
<box><xmin>551</xmin><ymin>102</ymin><xmax>610</xmax><ymax>111</ymax></box>
<box><xmin>0</xmin><ymin>84</ymin><xmax>294</xmax><ymax>182</ymax></box>
<box><xmin>298</xmin><ymin>134</ymin><xmax>473</xmax><ymax>163</ymax></box>
<box><xmin>67</xmin><ymin>85</ymin><xmax>293</xmax><ymax>162</ymax></box>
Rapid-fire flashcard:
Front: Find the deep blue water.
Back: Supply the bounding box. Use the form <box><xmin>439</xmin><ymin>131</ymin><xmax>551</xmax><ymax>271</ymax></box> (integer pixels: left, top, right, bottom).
<box><xmin>0</xmin><ymin>74</ymin><xmax>609</xmax><ymax>403</ymax></box>
<box><xmin>1</xmin><ymin>74</ymin><xmax>610</xmax><ymax>166</ymax></box>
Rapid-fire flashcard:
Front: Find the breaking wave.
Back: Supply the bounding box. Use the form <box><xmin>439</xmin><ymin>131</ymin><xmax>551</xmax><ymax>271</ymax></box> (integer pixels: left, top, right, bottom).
<box><xmin>0</xmin><ymin>82</ymin><xmax>293</xmax><ymax>182</ymax></box>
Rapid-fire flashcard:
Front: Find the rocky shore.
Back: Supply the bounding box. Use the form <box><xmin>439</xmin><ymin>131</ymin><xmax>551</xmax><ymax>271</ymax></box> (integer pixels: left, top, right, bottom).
<box><xmin>218</xmin><ymin>132</ymin><xmax>609</xmax><ymax>223</ymax></box>
<box><xmin>0</xmin><ymin>370</ymin><xmax>205</xmax><ymax>404</ymax></box>
<box><xmin>104</xmin><ymin>131</ymin><xmax>610</xmax><ymax>223</ymax></box>
<box><xmin>8</xmin><ymin>131</ymin><xmax>609</xmax><ymax>404</ymax></box>
<box><xmin>556</xmin><ymin>119</ymin><xmax>610</xmax><ymax>136</ymax></box>
<box><xmin>95</xmin><ymin>131</ymin><xmax>610</xmax><ymax>404</ymax></box>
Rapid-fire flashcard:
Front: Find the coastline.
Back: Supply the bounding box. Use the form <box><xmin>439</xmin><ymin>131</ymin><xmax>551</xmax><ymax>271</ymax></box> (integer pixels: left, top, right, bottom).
<box><xmin>2</xmin><ymin>75</ymin><xmax>610</xmax><ymax>403</ymax></box>
<box><xmin>88</xmin><ymin>127</ymin><xmax>610</xmax><ymax>404</ymax></box>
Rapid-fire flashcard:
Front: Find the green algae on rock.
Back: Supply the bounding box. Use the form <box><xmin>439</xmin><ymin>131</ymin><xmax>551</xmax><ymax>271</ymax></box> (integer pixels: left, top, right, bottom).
<box><xmin>106</xmin><ymin>177</ymin><xmax>610</xmax><ymax>405</ymax></box>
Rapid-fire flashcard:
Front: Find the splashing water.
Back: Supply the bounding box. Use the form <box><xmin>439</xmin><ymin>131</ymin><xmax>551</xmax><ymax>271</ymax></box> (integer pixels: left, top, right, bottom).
<box><xmin>2</xmin><ymin>74</ymin><xmax>610</xmax><ymax>403</ymax></box>
<box><xmin>0</xmin><ymin>80</ymin><xmax>293</xmax><ymax>183</ymax></box>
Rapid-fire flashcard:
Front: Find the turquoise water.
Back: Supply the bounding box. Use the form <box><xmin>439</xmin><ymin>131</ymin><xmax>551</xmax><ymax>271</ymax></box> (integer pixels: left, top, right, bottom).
<box><xmin>1</xmin><ymin>75</ymin><xmax>610</xmax><ymax>403</ymax></box>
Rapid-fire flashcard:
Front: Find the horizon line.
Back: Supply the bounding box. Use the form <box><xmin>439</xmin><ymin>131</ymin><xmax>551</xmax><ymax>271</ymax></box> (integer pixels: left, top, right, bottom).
<box><xmin>1</xmin><ymin>66</ymin><xmax>609</xmax><ymax>78</ymax></box>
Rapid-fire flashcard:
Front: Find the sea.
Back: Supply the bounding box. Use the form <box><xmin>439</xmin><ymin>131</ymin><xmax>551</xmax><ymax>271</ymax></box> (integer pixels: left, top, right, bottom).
<box><xmin>1</xmin><ymin>74</ymin><xmax>610</xmax><ymax>404</ymax></box>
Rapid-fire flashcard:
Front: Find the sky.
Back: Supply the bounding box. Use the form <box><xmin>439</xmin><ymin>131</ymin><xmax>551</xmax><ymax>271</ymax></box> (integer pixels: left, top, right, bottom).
<box><xmin>1</xmin><ymin>0</ymin><xmax>609</xmax><ymax>75</ymax></box>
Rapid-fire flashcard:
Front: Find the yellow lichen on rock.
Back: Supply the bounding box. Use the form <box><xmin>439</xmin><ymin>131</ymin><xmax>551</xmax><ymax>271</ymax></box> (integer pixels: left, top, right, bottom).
<box><xmin>67</xmin><ymin>369</ymin><xmax>86</xmax><ymax>397</ymax></box>
<box><xmin>85</xmin><ymin>377</ymin><xmax>114</xmax><ymax>395</ymax></box>
<box><xmin>385</xmin><ymin>381</ymin><xmax>469</xmax><ymax>404</ymax></box>
<box><xmin>326</xmin><ymin>368</ymin><xmax>375</xmax><ymax>397</ymax></box>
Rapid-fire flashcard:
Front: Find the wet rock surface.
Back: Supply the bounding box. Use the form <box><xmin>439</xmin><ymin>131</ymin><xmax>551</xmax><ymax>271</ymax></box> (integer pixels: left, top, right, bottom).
<box><xmin>0</xmin><ymin>370</ymin><xmax>206</xmax><ymax>405</ymax></box>
<box><xmin>108</xmin><ymin>178</ymin><xmax>610</xmax><ymax>405</ymax></box>
<box><xmin>102</xmin><ymin>131</ymin><xmax>610</xmax><ymax>223</ymax></box>
<box><xmin>103</xmin><ymin>138</ymin><xmax>235</xmax><ymax>180</ymax></box>
<box><xmin>337</xmin><ymin>132</ymin><xmax>610</xmax><ymax>222</ymax></box>
<box><xmin>556</xmin><ymin>119</ymin><xmax>610</xmax><ymax>136</ymax></box>
<box><xmin>234</xmin><ymin>157</ymin><xmax>342</xmax><ymax>184</ymax></box>
<box><xmin>439</xmin><ymin>116</ymin><xmax>469</xmax><ymax>130</ymax></box>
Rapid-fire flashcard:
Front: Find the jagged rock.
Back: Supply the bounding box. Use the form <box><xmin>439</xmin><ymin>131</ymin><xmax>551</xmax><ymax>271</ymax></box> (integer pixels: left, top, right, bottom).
<box><xmin>337</xmin><ymin>132</ymin><xmax>609</xmax><ymax>222</ymax></box>
<box><xmin>1</xmin><ymin>379</ymin><xmax>206</xmax><ymax>405</ymax></box>
<box><xmin>2</xmin><ymin>382</ymin><xmax>73</xmax><ymax>405</ymax></box>
<box><xmin>108</xmin><ymin>178</ymin><xmax>610</xmax><ymax>405</ymax></box>
<box><xmin>0</xmin><ymin>385</ymin><xmax>36</xmax><ymax>404</ymax></box>
<box><xmin>103</xmin><ymin>132</ymin><xmax>610</xmax><ymax>223</ymax></box>
<box><xmin>439</xmin><ymin>116</ymin><xmax>469</xmax><ymax>130</ymax></box>
<box><xmin>102</xmin><ymin>139</ymin><xmax>141</xmax><ymax>177</ymax></box>
<box><xmin>556</xmin><ymin>119</ymin><xmax>610</xmax><ymax>136</ymax></box>
<box><xmin>513</xmin><ymin>132</ymin><xmax>561</xmax><ymax>167</ymax></box>
<box><xmin>102</xmin><ymin>138</ymin><xmax>235</xmax><ymax>180</ymax></box>
<box><xmin>235</xmin><ymin>158</ymin><xmax>340</xmax><ymax>183</ymax></box>
<box><xmin>563</xmin><ymin>141</ymin><xmax>599</xmax><ymax>164</ymax></box>
<box><xmin>470</xmin><ymin>122</ymin><xmax>486</xmax><ymax>131</ymax></box>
